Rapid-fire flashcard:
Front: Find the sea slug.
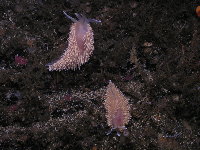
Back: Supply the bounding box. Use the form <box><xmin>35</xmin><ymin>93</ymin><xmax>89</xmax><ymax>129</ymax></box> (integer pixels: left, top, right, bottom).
<box><xmin>104</xmin><ymin>80</ymin><xmax>131</xmax><ymax>136</ymax></box>
<box><xmin>47</xmin><ymin>11</ymin><xmax>101</xmax><ymax>71</ymax></box>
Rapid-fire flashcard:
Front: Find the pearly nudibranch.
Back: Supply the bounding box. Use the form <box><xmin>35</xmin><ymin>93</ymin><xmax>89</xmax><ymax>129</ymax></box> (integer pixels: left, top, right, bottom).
<box><xmin>104</xmin><ymin>80</ymin><xmax>131</xmax><ymax>136</ymax></box>
<box><xmin>47</xmin><ymin>11</ymin><xmax>101</xmax><ymax>71</ymax></box>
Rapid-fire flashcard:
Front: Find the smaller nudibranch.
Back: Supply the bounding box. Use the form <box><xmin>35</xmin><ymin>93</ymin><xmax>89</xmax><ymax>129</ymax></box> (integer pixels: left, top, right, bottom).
<box><xmin>47</xmin><ymin>11</ymin><xmax>101</xmax><ymax>71</ymax></box>
<box><xmin>104</xmin><ymin>80</ymin><xmax>131</xmax><ymax>136</ymax></box>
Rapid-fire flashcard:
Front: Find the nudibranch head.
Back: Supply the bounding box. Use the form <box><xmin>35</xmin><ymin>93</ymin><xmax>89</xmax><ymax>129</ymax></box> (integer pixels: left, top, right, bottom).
<box><xmin>63</xmin><ymin>11</ymin><xmax>101</xmax><ymax>24</ymax></box>
<box><xmin>47</xmin><ymin>12</ymin><xmax>101</xmax><ymax>71</ymax></box>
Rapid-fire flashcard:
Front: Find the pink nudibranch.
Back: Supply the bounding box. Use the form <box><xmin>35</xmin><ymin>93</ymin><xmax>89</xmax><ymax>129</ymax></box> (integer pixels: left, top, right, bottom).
<box><xmin>104</xmin><ymin>81</ymin><xmax>131</xmax><ymax>136</ymax></box>
<box><xmin>47</xmin><ymin>11</ymin><xmax>101</xmax><ymax>71</ymax></box>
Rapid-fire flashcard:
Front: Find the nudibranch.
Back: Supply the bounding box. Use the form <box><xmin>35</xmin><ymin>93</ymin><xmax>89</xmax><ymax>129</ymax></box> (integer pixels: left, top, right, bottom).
<box><xmin>47</xmin><ymin>11</ymin><xmax>101</xmax><ymax>71</ymax></box>
<box><xmin>104</xmin><ymin>80</ymin><xmax>131</xmax><ymax>136</ymax></box>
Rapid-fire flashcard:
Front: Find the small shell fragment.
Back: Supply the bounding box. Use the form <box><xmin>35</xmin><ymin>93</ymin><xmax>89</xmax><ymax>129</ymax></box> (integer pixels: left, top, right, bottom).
<box><xmin>196</xmin><ymin>6</ymin><xmax>200</xmax><ymax>17</ymax></box>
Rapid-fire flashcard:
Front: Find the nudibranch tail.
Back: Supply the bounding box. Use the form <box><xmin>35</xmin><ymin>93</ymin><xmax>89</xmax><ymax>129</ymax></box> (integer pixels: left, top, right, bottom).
<box><xmin>47</xmin><ymin>12</ymin><xmax>101</xmax><ymax>71</ymax></box>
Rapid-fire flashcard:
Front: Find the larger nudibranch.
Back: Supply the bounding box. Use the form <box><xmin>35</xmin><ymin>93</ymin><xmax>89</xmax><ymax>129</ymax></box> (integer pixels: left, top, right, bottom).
<box><xmin>47</xmin><ymin>11</ymin><xmax>101</xmax><ymax>71</ymax></box>
<box><xmin>104</xmin><ymin>80</ymin><xmax>131</xmax><ymax>136</ymax></box>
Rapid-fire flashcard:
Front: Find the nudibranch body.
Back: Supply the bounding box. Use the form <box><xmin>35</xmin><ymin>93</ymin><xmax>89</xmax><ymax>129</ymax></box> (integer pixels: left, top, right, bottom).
<box><xmin>104</xmin><ymin>81</ymin><xmax>131</xmax><ymax>136</ymax></box>
<box><xmin>47</xmin><ymin>12</ymin><xmax>101</xmax><ymax>71</ymax></box>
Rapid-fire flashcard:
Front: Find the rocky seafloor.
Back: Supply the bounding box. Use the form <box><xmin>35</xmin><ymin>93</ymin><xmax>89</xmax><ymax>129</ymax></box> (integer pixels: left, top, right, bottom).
<box><xmin>0</xmin><ymin>0</ymin><xmax>200</xmax><ymax>149</ymax></box>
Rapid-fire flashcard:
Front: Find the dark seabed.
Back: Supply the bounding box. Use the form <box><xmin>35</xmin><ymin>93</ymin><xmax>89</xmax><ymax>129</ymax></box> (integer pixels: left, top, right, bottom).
<box><xmin>0</xmin><ymin>0</ymin><xmax>200</xmax><ymax>149</ymax></box>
